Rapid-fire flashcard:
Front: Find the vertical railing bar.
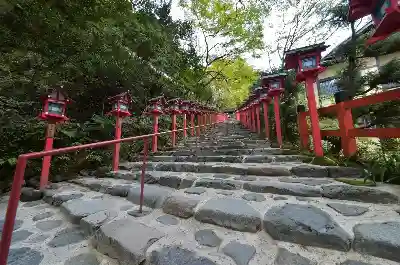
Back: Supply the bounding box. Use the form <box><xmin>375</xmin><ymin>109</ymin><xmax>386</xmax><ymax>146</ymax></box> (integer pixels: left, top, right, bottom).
<box><xmin>139</xmin><ymin>137</ymin><xmax>149</xmax><ymax>213</ymax></box>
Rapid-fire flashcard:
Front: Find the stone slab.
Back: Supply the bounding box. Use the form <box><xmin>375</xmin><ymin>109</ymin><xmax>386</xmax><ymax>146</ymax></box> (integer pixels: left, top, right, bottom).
<box><xmin>353</xmin><ymin>222</ymin><xmax>400</xmax><ymax>262</ymax></box>
<box><xmin>243</xmin><ymin>181</ymin><xmax>321</xmax><ymax>197</ymax></box>
<box><xmin>195</xmin><ymin>229</ymin><xmax>221</xmax><ymax>247</ymax></box>
<box><xmin>48</xmin><ymin>227</ymin><xmax>85</xmax><ymax>248</ymax></box>
<box><xmin>61</xmin><ymin>198</ymin><xmax>116</xmax><ymax>223</ymax></box>
<box><xmin>274</xmin><ymin>248</ymin><xmax>316</xmax><ymax>265</ymax></box>
<box><xmin>127</xmin><ymin>185</ymin><xmax>173</xmax><ymax>208</ymax></box>
<box><xmin>80</xmin><ymin>210</ymin><xmax>118</xmax><ymax>236</ymax></box>
<box><xmin>148</xmin><ymin>246</ymin><xmax>217</xmax><ymax>265</ymax></box>
<box><xmin>222</xmin><ymin>241</ymin><xmax>256</xmax><ymax>265</ymax></box>
<box><xmin>264</xmin><ymin>204</ymin><xmax>352</xmax><ymax>251</ymax></box>
<box><xmin>327</xmin><ymin>203</ymin><xmax>368</xmax><ymax>216</ymax></box>
<box><xmin>321</xmin><ymin>185</ymin><xmax>399</xmax><ymax>204</ymax></box>
<box><xmin>162</xmin><ymin>194</ymin><xmax>200</xmax><ymax>218</ymax></box>
<box><xmin>195</xmin><ymin>198</ymin><xmax>261</xmax><ymax>232</ymax></box>
<box><xmin>94</xmin><ymin>218</ymin><xmax>165</xmax><ymax>265</ymax></box>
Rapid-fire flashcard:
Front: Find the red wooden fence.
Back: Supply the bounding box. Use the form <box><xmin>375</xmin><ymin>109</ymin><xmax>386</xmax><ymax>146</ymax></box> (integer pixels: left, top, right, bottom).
<box><xmin>298</xmin><ymin>88</ymin><xmax>400</xmax><ymax>156</ymax></box>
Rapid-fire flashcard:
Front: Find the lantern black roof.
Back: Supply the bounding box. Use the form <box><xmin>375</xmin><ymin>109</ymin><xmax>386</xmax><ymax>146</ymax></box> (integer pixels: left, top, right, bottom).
<box><xmin>261</xmin><ymin>72</ymin><xmax>287</xmax><ymax>80</ymax></box>
<box><xmin>284</xmin><ymin>42</ymin><xmax>329</xmax><ymax>56</ymax></box>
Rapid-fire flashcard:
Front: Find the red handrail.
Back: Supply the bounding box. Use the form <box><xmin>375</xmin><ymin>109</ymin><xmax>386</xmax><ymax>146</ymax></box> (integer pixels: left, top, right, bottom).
<box><xmin>0</xmin><ymin>120</ymin><xmax>224</xmax><ymax>265</ymax></box>
<box><xmin>298</xmin><ymin>88</ymin><xmax>400</xmax><ymax>156</ymax></box>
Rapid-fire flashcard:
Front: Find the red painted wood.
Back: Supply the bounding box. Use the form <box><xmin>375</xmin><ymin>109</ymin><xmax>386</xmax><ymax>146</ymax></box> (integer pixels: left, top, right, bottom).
<box><xmin>196</xmin><ymin>114</ymin><xmax>201</xmax><ymax>137</ymax></box>
<box><xmin>171</xmin><ymin>114</ymin><xmax>177</xmax><ymax>147</ymax></box>
<box><xmin>273</xmin><ymin>96</ymin><xmax>283</xmax><ymax>147</ymax></box>
<box><xmin>40</xmin><ymin>135</ymin><xmax>54</xmax><ymax>188</ymax></box>
<box><xmin>337</xmin><ymin>102</ymin><xmax>357</xmax><ymax>156</ymax></box>
<box><xmin>255</xmin><ymin>105</ymin><xmax>261</xmax><ymax>134</ymax></box>
<box><xmin>152</xmin><ymin>114</ymin><xmax>159</xmax><ymax>152</ymax></box>
<box><xmin>251</xmin><ymin>107</ymin><xmax>256</xmax><ymax>132</ymax></box>
<box><xmin>139</xmin><ymin>137</ymin><xmax>149</xmax><ymax>213</ymax></box>
<box><xmin>112</xmin><ymin>116</ymin><xmax>122</xmax><ymax>171</ymax></box>
<box><xmin>262</xmin><ymin>101</ymin><xmax>270</xmax><ymax>140</ymax></box>
<box><xmin>348</xmin><ymin>128</ymin><xmax>400</xmax><ymax>138</ymax></box>
<box><xmin>190</xmin><ymin>114</ymin><xmax>195</xmax><ymax>136</ymax></box>
<box><xmin>298</xmin><ymin>112</ymin><xmax>309</xmax><ymax>149</ymax></box>
<box><xmin>305</xmin><ymin>77</ymin><xmax>324</xmax><ymax>157</ymax></box>
<box><xmin>183</xmin><ymin>114</ymin><xmax>187</xmax><ymax>138</ymax></box>
<box><xmin>0</xmin><ymin>157</ymin><xmax>27</xmax><ymax>265</ymax></box>
<box><xmin>344</xmin><ymin>88</ymin><xmax>400</xmax><ymax>109</ymax></box>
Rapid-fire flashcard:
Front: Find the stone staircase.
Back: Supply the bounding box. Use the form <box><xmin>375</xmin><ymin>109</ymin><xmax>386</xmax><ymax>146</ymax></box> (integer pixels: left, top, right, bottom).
<box><xmin>4</xmin><ymin>120</ymin><xmax>400</xmax><ymax>265</ymax></box>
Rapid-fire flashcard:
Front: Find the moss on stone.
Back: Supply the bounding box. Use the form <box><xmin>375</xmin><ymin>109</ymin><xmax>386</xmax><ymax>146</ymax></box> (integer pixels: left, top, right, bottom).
<box><xmin>335</xmin><ymin>177</ymin><xmax>376</xmax><ymax>186</ymax></box>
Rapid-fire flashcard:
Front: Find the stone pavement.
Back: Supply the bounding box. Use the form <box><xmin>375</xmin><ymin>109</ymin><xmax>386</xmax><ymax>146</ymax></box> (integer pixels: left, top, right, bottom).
<box><xmin>3</xmin><ymin>120</ymin><xmax>400</xmax><ymax>265</ymax></box>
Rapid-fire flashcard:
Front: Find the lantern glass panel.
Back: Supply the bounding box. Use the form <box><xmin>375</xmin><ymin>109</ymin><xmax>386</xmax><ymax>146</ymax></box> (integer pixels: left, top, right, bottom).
<box><xmin>153</xmin><ymin>102</ymin><xmax>162</xmax><ymax>111</ymax></box>
<box><xmin>113</xmin><ymin>103</ymin><xmax>118</xmax><ymax>111</ymax></box>
<box><xmin>119</xmin><ymin>103</ymin><xmax>128</xmax><ymax>111</ymax></box>
<box><xmin>372</xmin><ymin>0</ymin><xmax>390</xmax><ymax>22</ymax></box>
<box><xmin>270</xmin><ymin>81</ymin><xmax>280</xmax><ymax>89</ymax></box>
<box><xmin>301</xmin><ymin>56</ymin><xmax>317</xmax><ymax>70</ymax></box>
<box><xmin>48</xmin><ymin>102</ymin><xmax>64</xmax><ymax>115</ymax></box>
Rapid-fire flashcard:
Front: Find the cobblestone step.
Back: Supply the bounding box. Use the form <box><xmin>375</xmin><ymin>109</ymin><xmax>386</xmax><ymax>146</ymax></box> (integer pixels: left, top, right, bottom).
<box><xmin>157</xmin><ymin>147</ymin><xmax>299</xmax><ymax>156</ymax></box>
<box><xmin>120</xmin><ymin>161</ymin><xmax>363</xmax><ymax>179</ymax></box>
<box><xmin>35</xmin><ymin>180</ymin><xmax>400</xmax><ymax>264</ymax></box>
<box><xmin>136</xmin><ymin>154</ymin><xmax>306</xmax><ymax>163</ymax></box>
<box><xmin>103</xmin><ymin>170</ymin><xmax>399</xmax><ymax>204</ymax></box>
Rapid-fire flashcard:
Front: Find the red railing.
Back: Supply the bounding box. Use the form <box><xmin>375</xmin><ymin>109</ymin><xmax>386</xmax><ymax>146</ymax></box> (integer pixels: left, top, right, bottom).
<box><xmin>0</xmin><ymin>116</ymin><xmax>227</xmax><ymax>265</ymax></box>
<box><xmin>298</xmin><ymin>88</ymin><xmax>400</xmax><ymax>156</ymax></box>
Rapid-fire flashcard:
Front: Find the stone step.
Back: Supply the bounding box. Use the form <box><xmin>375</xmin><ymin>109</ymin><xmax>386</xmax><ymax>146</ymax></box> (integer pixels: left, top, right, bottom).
<box><xmin>183</xmin><ymin>139</ymin><xmax>270</xmax><ymax>145</ymax></box>
<box><xmin>103</xmin><ymin>170</ymin><xmax>399</xmax><ymax>204</ymax></box>
<box><xmin>157</xmin><ymin>147</ymin><xmax>299</xmax><ymax>156</ymax></box>
<box><xmin>177</xmin><ymin>143</ymin><xmax>270</xmax><ymax>150</ymax></box>
<box><xmin>136</xmin><ymin>154</ymin><xmax>305</xmax><ymax>163</ymax></box>
<box><xmin>43</xmin><ymin>179</ymin><xmax>400</xmax><ymax>264</ymax></box>
<box><xmin>120</xmin><ymin>161</ymin><xmax>363</xmax><ymax>179</ymax></box>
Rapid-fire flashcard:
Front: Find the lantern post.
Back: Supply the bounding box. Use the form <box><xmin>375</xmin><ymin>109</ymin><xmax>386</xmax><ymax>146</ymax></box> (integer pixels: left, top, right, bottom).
<box><xmin>284</xmin><ymin>43</ymin><xmax>329</xmax><ymax>157</ymax></box>
<box><xmin>256</xmin><ymin>86</ymin><xmax>271</xmax><ymax>140</ymax></box>
<box><xmin>107</xmin><ymin>92</ymin><xmax>132</xmax><ymax>171</ymax></box>
<box><xmin>348</xmin><ymin>0</ymin><xmax>400</xmax><ymax>44</ymax></box>
<box><xmin>189</xmin><ymin>102</ymin><xmax>196</xmax><ymax>136</ymax></box>
<box><xmin>38</xmin><ymin>89</ymin><xmax>70</xmax><ymax>188</ymax></box>
<box><xmin>166</xmin><ymin>98</ymin><xmax>181</xmax><ymax>147</ymax></box>
<box><xmin>180</xmin><ymin>100</ymin><xmax>190</xmax><ymax>139</ymax></box>
<box><xmin>144</xmin><ymin>96</ymin><xmax>164</xmax><ymax>153</ymax></box>
<box><xmin>262</xmin><ymin>73</ymin><xmax>287</xmax><ymax>147</ymax></box>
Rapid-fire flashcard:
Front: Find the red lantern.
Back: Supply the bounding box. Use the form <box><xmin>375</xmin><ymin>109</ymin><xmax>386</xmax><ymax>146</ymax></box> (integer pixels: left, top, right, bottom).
<box><xmin>107</xmin><ymin>92</ymin><xmax>132</xmax><ymax>117</ymax></box>
<box><xmin>180</xmin><ymin>100</ymin><xmax>191</xmax><ymax>115</ymax></box>
<box><xmin>262</xmin><ymin>73</ymin><xmax>287</xmax><ymax>97</ymax></box>
<box><xmin>349</xmin><ymin>0</ymin><xmax>400</xmax><ymax>44</ymax></box>
<box><xmin>39</xmin><ymin>89</ymin><xmax>70</xmax><ymax>122</ymax></box>
<box><xmin>144</xmin><ymin>96</ymin><xmax>165</xmax><ymax>115</ymax></box>
<box><xmin>166</xmin><ymin>98</ymin><xmax>182</xmax><ymax>115</ymax></box>
<box><xmin>284</xmin><ymin>43</ymin><xmax>329</xmax><ymax>82</ymax></box>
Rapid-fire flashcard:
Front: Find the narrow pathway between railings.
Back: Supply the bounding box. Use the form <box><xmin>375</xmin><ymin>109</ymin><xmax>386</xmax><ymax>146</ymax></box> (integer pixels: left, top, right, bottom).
<box><xmin>3</xmin><ymin>120</ymin><xmax>400</xmax><ymax>265</ymax></box>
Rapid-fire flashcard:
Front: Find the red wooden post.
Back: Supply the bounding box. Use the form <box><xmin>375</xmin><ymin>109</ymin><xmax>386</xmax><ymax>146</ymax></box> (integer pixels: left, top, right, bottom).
<box><xmin>171</xmin><ymin>113</ymin><xmax>177</xmax><ymax>147</ymax></box>
<box><xmin>152</xmin><ymin>114</ymin><xmax>159</xmax><ymax>152</ymax></box>
<box><xmin>298</xmin><ymin>111</ymin><xmax>309</xmax><ymax>149</ymax></box>
<box><xmin>262</xmin><ymin>101</ymin><xmax>270</xmax><ymax>140</ymax></box>
<box><xmin>190</xmin><ymin>114</ymin><xmax>195</xmax><ymax>136</ymax></box>
<box><xmin>183</xmin><ymin>114</ymin><xmax>187</xmax><ymax>138</ymax></box>
<box><xmin>255</xmin><ymin>104</ymin><xmax>261</xmax><ymax>134</ymax></box>
<box><xmin>112</xmin><ymin>116</ymin><xmax>122</xmax><ymax>171</ymax></box>
<box><xmin>273</xmin><ymin>96</ymin><xmax>283</xmax><ymax>147</ymax></box>
<box><xmin>40</xmin><ymin>123</ymin><xmax>55</xmax><ymax>188</ymax></box>
<box><xmin>196</xmin><ymin>114</ymin><xmax>201</xmax><ymax>136</ymax></box>
<box><xmin>139</xmin><ymin>137</ymin><xmax>148</xmax><ymax>213</ymax></box>
<box><xmin>0</xmin><ymin>157</ymin><xmax>27</xmax><ymax>265</ymax></box>
<box><xmin>337</xmin><ymin>102</ymin><xmax>357</xmax><ymax>156</ymax></box>
<box><xmin>251</xmin><ymin>106</ymin><xmax>256</xmax><ymax>132</ymax></box>
<box><xmin>305</xmin><ymin>77</ymin><xmax>324</xmax><ymax>156</ymax></box>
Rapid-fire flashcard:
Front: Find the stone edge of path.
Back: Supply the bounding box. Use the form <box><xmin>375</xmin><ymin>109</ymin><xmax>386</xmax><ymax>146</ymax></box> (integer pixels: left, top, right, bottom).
<box><xmin>50</xmin><ymin>180</ymin><xmax>400</xmax><ymax>263</ymax></box>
